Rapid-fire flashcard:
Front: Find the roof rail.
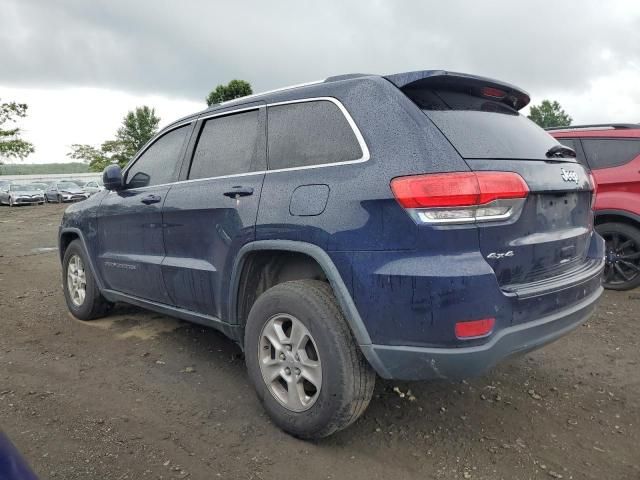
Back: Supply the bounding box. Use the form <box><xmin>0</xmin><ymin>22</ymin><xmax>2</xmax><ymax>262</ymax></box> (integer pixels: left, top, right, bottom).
<box><xmin>546</xmin><ymin>123</ymin><xmax>640</xmax><ymax>131</ymax></box>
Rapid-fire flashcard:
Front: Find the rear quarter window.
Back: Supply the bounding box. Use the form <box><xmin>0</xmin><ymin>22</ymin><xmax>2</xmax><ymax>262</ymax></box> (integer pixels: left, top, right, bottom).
<box><xmin>267</xmin><ymin>100</ymin><xmax>363</xmax><ymax>170</ymax></box>
<box><xmin>581</xmin><ymin>139</ymin><xmax>640</xmax><ymax>170</ymax></box>
<box><xmin>556</xmin><ymin>138</ymin><xmax>587</xmax><ymax>166</ymax></box>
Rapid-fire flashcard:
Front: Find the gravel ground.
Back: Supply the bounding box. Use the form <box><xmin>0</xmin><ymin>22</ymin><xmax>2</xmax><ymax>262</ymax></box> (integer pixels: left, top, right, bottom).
<box><xmin>0</xmin><ymin>203</ymin><xmax>639</xmax><ymax>480</ymax></box>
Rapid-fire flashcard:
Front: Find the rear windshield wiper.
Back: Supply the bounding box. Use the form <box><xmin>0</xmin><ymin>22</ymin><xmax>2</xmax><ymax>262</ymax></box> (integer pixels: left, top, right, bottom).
<box><xmin>546</xmin><ymin>144</ymin><xmax>576</xmax><ymax>159</ymax></box>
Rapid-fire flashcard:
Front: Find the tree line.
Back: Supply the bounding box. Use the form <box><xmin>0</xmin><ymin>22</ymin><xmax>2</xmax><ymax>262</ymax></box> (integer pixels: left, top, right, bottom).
<box><xmin>2</xmin><ymin>78</ymin><xmax>576</xmax><ymax>171</ymax></box>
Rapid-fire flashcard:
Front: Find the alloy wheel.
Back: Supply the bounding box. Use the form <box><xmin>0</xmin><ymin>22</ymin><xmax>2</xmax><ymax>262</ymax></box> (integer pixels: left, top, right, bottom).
<box><xmin>67</xmin><ymin>254</ymin><xmax>87</xmax><ymax>306</ymax></box>
<box><xmin>602</xmin><ymin>231</ymin><xmax>640</xmax><ymax>288</ymax></box>
<box><xmin>259</xmin><ymin>313</ymin><xmax>322</xmax><ymax>412</ymax></box>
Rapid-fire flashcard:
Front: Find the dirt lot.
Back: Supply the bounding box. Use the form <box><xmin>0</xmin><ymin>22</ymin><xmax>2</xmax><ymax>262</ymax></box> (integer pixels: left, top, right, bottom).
<box><xmin>0</xmin><ymin>203</ymin><xmax>638</xmax><ymax>480</ymax></box>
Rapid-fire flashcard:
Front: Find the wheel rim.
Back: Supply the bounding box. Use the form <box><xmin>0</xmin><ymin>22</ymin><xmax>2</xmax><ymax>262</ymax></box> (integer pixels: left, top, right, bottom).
<box><xmin>602</xmin><ymin>231</ymin><xmax>640</xmax><ymax>287</ymax></box>
<box><xmin>258</xmin><ymin>313</ymin><xmax>322</xmax><ymax>412</ymax></box>
<box><xmin>67</xmin><ymin>254</ymin><xmax>87</xmax><ymax>306</ymax></box>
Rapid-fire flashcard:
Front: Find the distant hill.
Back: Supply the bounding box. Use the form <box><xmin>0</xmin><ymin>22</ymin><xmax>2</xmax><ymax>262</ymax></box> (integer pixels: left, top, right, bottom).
<box><xmin>0</xmin><ymin>163</ymin><xmax>90</xmax><ymax>175</ymax></box>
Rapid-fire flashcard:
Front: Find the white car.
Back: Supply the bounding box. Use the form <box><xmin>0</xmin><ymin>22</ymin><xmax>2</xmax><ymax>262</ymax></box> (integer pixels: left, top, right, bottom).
<box><xmin>82</xmin><ymin>181</ymin><xmax>104</xmax><ymax>196</ymax></box>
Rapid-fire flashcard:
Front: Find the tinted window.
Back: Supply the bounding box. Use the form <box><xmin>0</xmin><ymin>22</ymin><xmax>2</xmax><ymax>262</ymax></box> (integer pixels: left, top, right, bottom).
<box><xmin>582</xmin><ymin>139</ymin><xmax>640</xmax><ymax>170</ymax></box>
<box><xmin>411</xmin><ymin>89</ymin><xmax>562</xmax><ymax>160</ymax></box>
<box><xmin>126</xmin><ymin>125</ymin><xmax>190</xmax><ymax>188</ymax></box>
<box><xmin>267</xmin><ymin>101</ymin><xmax>363</xmax><ymax>170</ymax></box>
<box><xmin>189</xmin><ymin>110</ymin><xmax>260</xmax><ymax>179</ymax></box>
<box><xmin>557</xmin><ymin>138</ymin><xmax>587</xmax><ymax>166</ymax></box>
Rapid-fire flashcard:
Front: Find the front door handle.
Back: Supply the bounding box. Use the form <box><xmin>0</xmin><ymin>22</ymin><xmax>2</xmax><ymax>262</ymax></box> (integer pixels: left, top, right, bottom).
<box><xmin>223</xmin><ymin>186</ymin><xmax>254</xmax><ymax>199</ymax></box>
<box><xmin>141</xmin><ymin>194</ymin><xmax>162</xmax><ymax>205</ymax></box>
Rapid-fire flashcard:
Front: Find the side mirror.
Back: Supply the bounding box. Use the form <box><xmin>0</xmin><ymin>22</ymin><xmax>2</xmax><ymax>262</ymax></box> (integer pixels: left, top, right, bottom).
<box><xmin>103</xmin><ymin>164</ymin><xmax>123</xmax><ymax>191</ymax></box>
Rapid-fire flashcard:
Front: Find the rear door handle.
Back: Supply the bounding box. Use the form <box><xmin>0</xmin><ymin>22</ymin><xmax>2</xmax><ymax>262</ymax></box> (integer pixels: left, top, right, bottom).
<box><xmin>141</xmin><ymin>194</ymin><xmax>162</xmax><ymax>205</ymax></box>
<box><xmin>223</xmin><ymin>186</ymin><xmax>254</xmax><ymax>199</ymax></box>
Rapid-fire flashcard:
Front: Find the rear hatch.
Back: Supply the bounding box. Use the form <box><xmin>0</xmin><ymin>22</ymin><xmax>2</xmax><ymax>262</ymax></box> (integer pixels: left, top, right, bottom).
<box><xmin>388</xmin><ymin>71</ymin><xmax>595</xmax><ymax>289</ymax></box>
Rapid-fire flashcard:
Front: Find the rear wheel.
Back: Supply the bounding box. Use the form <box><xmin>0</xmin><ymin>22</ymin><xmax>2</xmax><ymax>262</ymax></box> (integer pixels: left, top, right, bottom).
<box><xmin>63</xmin><ymin>240</ymin><xmax>112</xmax><ymax>319</ymax></box>
<box><xmin>598</xmin><ymin>222</ymin><xmax>640</xmax><ymax>290</ymax></box>
<box><xmin>244</xmin><ymin>280</ymin><xmax>375</xmax><ymax>439</ymax></box>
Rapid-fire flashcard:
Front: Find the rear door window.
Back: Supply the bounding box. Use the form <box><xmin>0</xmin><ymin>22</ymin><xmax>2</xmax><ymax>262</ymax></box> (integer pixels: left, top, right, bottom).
<box><xmin>267</xmin><ymin>100</ymin><xmax>363</xmax><ymax>170</ymax></box>
<box><xmin>581</xmin><ymin>139</ymin><xmax>640</xmax><ymax>170</ymax></box>
<box><xmin>189</xmin><ymin>109</ymin><xmax>262</xmax><ymax>179</ymax></box>
<box><xmin>409</xmin><ymin>89</ymin><xmax>562</xmax><ymax>160</ymax></box>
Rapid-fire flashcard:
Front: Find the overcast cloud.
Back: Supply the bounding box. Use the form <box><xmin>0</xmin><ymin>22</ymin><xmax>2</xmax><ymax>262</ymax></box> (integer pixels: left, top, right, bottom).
<box><xmin>2</xmin><ymin>0</ymin><xmax>640</xmax><ymax>163</ymax></box>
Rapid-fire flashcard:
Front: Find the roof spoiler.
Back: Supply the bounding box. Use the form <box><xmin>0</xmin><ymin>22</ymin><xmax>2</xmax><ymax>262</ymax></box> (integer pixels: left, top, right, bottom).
<box><xmin>385</xmin><ymin>70</ymin><xmax>531</xmax><ymax>111</ymax></box>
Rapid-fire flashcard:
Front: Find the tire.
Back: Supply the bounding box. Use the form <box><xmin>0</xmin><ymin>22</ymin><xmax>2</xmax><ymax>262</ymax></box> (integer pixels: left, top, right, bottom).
<box><xmin>597</xmin><ymin>222</ymin><xmax>640</xmax><ymax>291</ymax></box>
<box><xmin>62</xmin><ymin>239</ymin><xmax>112</xmax><ymax>320</ymax></box>
<box><xmin>244</xmin><ymin>279</ymin><xmax>375</xmax><ymax>439</ymax></box>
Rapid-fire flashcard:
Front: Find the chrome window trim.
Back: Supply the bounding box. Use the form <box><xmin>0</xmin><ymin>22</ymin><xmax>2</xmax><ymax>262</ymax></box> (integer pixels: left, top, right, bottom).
<box><xmin>121</xmin><ymin>97</ymin><xmax>370</xmax><ymax>192</ymax></box>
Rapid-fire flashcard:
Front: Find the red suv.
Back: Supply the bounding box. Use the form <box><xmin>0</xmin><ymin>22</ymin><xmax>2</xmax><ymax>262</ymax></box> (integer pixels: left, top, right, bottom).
<box><xmin>549</xmin><ymin>124</ymin><xmax>640</xmax><ymax>290</ymax></box>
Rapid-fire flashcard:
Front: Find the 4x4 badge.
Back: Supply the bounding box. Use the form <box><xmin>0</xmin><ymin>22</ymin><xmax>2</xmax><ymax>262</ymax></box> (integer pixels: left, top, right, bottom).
<box><xmin>560</xmin><ymin>168</ymin><xmax>579</xmax><ymax>184</ymax></box>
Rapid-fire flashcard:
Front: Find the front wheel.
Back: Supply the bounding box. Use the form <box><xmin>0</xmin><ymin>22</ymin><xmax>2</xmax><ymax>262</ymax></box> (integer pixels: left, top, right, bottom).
<box><xmin>62</xmin><ymin>240</ymin><xmax>112</xmax><ymax>319</ymax></box>
<box><xmin>598</xmin><ymin>222</ymin><xmax>640</xmax><ymax>290</ymax></box>
<box><xmin>244</xmin><ymin>280</ymin><xmax>375</xmax><ymax>439</ymax></box>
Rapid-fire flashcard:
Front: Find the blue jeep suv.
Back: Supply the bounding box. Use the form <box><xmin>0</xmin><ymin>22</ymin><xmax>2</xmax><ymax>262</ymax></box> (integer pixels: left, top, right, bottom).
<box><xmin>59</xmin><ymin>70</ymin><xmax>605</xmax><ymax>438</ymax></box>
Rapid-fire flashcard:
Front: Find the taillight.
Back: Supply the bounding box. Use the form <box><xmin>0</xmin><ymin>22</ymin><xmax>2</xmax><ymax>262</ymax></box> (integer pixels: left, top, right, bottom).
<box><xmin>455</xmin><ymin>318</ymin><xmax>495</xmax><ymax>339</ymax></box>
<box><xmin>588</xmin><ymin>172</ymin><xmax>597</xmax><ymax>208</ymax></box>
<box><xmin>391</xmin><ymin>171</ymin><xmax>529</xmax><ymax>225</ymax></box>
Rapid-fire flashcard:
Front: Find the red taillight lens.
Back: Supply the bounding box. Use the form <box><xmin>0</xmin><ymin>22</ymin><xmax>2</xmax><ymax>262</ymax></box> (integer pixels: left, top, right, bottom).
<box><xmin>390</xmin><ymin>172</ymin><xmax>529</xmax><ymax>209</ymax></box>
<box><xmin>455</xmin><ymin>318</ymin><xmax>495</xmax><ymax>339</ymax></box>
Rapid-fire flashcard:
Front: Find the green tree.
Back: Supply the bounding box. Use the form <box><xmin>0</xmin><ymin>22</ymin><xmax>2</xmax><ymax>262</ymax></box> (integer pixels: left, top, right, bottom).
<box><xmin>206</xmin><ymin>79</ymin><xmax>253</xmax><ymax>106</ymax></box>
<box><xmin>67</xmin><ymin>106</ymin><xmax>160</xmax><ymax>172</ymax></box>
<box><xmin>115</xmin><ymin>106</ymin><xmax>160</xmax><ymax>161</ymax></box>
<box><xmin>527</xmin><ymin>100</ymin><xmax>573</xmax><ymax>128</ymax></box>
<box><xmin>0</xmin><ymin>99</ymin><xmax>35</xmax><ymax>160</ymax></box>
<box><xmin>67</xmin><ymin>143</ymin><xmax>111</xmax><ymax>172</ymax></box>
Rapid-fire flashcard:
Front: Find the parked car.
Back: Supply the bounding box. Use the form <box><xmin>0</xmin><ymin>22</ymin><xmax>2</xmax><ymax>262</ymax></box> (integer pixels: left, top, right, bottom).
<box><xmin>549</xmin><ymin>124</ymin><xmax>640</xmax><ymax>290</ymax></box>
<box><xmin>44</xmin><ymin>181</ymin><xmax>89</xmax><ymax>203</ymax></box>
<box><xmin>81</xmin><ymin>180</ymin><xmax>104</xmax><ymax>196</ymax></box>
<box><xmin>0</xmin><ymin>183</ymin><xmax>45</xmax><ymax>206</ymax></box>
<box><xmin>29</xmin><ymin>182</ymin><xmax>49</xmax><ymax>192</ymax></box>
<box><xmin>58</xmin><ymin>70</ymin><xmax>604</xmax><ymax>439</ymax></box>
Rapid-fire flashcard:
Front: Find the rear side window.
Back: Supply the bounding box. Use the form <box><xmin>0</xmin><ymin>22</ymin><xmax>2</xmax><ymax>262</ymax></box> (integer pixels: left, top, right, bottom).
<box><xmin>409</xmin><ymin>89</ymin><xmax>561</xmax><ymax>160</ymax></box>
<box><xmin>126</xmin><ymin>125</ymin><xmax>190</xmax><ymax>188</ymax></box>
<box><xmin>189</xmin><ymin>110</ymin><xmax>261</xmax><ymax>179</ymax></box>
<box><xmin>581</xmin><ymin>139</ymin><xmax>640</xmax><ymax>170</ymax></box>
<box><xmin>556</xmin><ymin>138</ymin><xmax>587</xmax><ymax>166</ymax></box>
<box><xmin>267</xmin><ymin>100</ymin><xmax>363</xmax><ymax>170</ymax></box>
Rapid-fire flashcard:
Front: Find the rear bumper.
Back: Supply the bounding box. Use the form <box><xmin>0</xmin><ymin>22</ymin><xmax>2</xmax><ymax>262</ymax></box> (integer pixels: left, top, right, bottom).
<box><xmin>361</xmin><ymin>285</ymin><xmax>602</xmax><ymax>380</ymax></box>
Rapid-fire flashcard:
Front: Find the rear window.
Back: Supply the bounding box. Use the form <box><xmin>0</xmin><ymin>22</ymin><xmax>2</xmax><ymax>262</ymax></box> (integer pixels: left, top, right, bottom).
<box><xmin>408</xmin><ymin>89</ymin><xmax>561</xmax><ymax>160</ymax></box>
<box><xmin>582</xmin><ymin>139</ymin><xmax>640</xmax><ymax>170</ymax></box>
<box><xmin>267</xmin><ymin>100</ymin><xmax>363</xmax><ymax>170</ymax></box>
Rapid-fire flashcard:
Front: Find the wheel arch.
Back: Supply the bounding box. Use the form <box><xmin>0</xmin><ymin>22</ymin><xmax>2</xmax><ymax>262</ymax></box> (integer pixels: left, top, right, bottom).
<box><xmin>594</xmin><ymin>210</ymin><xmax>640</xmax><ymax>230</ymax></box>
<box><xmin>229</xmin><ymin>240</ymin><xmax>372</xmax><ymax>348</ymax></box>
<box><xmin>58</xmin><ymin>227</ymin><xmax>105</xmax><ymax>291</ymax></box>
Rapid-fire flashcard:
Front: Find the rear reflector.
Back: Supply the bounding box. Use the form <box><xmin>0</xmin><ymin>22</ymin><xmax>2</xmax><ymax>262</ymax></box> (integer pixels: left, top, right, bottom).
<box><xmin>588</xmin><ymin>172</ymin><xmax>597</xmax><ymax>208</ymax></box>
<box><xmin>455</xmin><ymin>318</ymin><xmax>495</xmax><ymax>339</ymax></box>
<box><xmin>390</xmin><ymin>171</ymin><xmax>529</xmax><ymax>224</ymax></box>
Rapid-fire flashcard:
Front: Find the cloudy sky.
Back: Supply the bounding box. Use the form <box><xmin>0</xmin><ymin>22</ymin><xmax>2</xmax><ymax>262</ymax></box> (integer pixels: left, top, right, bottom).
<box><xmin>2</xmin><ymin>0</ymin><xmax>640</xmax><ymax>163</ymax></box>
